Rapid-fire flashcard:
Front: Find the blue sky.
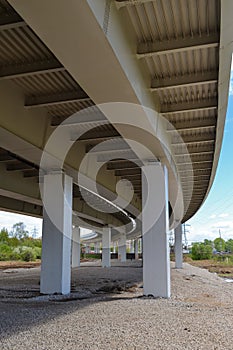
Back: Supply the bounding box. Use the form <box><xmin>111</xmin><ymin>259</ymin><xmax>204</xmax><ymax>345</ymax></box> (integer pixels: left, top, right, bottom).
<box><xmin>1</xmin><ymin>68</ymin><xmax>233</xmax><ymax>243</ymax></box>
<box><xmin>187</xmin><ymin>68</ymin><xmax>233</xmax><ymax>243</ymax></box>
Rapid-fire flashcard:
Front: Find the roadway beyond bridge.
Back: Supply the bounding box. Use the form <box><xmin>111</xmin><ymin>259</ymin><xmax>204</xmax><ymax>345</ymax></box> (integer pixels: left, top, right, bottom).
<box><xmin>0</xmin><ymin>0</ymin><xmax>232</xmax><ymax>297</ymax></box>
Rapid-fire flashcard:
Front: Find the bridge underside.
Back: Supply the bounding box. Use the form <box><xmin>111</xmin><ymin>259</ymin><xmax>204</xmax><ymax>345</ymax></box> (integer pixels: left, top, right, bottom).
<box><xmin>0</xmin><ymin>0</ymin><xmax>231</xmax><ymax>296</ymax></box>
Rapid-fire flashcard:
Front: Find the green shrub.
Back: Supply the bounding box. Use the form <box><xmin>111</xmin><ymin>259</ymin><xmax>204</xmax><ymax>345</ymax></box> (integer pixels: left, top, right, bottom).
<box><xmin>213</xmin><ymin>254</ymin><xmax>233</xmax><ymax>264</ymax></box>
<box><xmin>0</xmin><ymin>244</ymin><xmax>12</xmax><ymax>261</ymax></box>
<box><xmin>8</xmin><ymin>252</ymin><xmax>21</xmax><ymax>261</ymax></box>
<box><xmin>20</xmin><ymin>248</ymin><xmax>36</xmax><ymax>262</ymax></box>
<box><xmin>85</xmin><ymin>253</ymin><xmax>101</xmax><ymax>259</ymax></box>
<box><xmin>191</xmin><ymin>242</ymin><xmax>213</xmax><ymax>260</ymax></box>
<box><xmin>33</xmin><ymin>247</ymin><xmax>42</xmax><ymax>259</ymax></box>
<box><xmin>8</xmin><ymin>237</ymin><xmax>19</xmax><ymax>247</ymax></box>
<box><xmin>32</xmin><ymin>239</ymin><xmax>42</xmax><ymax>248</ymax></box>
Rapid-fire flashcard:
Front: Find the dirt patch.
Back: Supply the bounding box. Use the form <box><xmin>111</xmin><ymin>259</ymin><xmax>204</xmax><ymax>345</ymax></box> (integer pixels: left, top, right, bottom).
<box><xmin>0</xmin><ymin>261</ymin><xmax>41</xmax><ymax>270</ymax></box>
<box><xmin>184</xmin><ymin>256</ymin><xmax>233</xmax><ymax>278</ymax></box>
<box><xmin>0</xmin><ymin>258</ymin><xmax>98</xmax><ymax>270</ymax></box>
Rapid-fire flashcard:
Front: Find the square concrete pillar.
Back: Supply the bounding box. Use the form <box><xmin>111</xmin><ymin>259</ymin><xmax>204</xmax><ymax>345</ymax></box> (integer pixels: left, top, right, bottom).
<box><xmin>118</xmin><ymin>234</ymin><xmax>126</xmax><ymax>262</ymax></box>
<box><xmin>130</xmin><ymin>240</ymin><xmax>134</xmax><ymax>253</ymax></box>
<box><xmin>113</xmin><ymin>241</ymin><xmax>117</xmax><ymax>253</ymax></box>
<box><xmin>175</xmin><ymin>224</ymin><xmax>183</xmax><ymax>269</ymax></box>
<box><xmin>142</xmin><ymin>163</ymin><xmax>170</xmax><ymax>298</ymax></box>
<box><xmin>102</xmin><ymin>227</ymin><xmax>111</xmax><ymax>267</ymax></box>
<box><xmin>40</xmin><ymin>171</ymin><xmax>72</xmax><ymax>295</ymax></box>
<box><xmin>134</xmin><ymin>239</ymin><xmax>139</xmax><ymax>260</ymax></box>
<box><xmin>72</xmin><ymin>226</ymin><xmax>80</xmax><ymax>268</ymax></box>
<box><xmin>95</xmin><ymin>241</ymin><xmax>100</xmax><ymax>253</ymax></box>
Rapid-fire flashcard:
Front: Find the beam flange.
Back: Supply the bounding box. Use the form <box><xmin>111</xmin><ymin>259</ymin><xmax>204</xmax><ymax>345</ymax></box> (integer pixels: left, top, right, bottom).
<box><xmin>176</xmin><ymin>153</ymin><xmax>213</xmax><ymax>165</ymax></box>
<box><xmin>119</xmin><ymin>174</ymin><xmax>141</xmax><ymax>181</ymax></box>
<box><xmin>25</xmin><ymin>90</ymin><xmax>90</xmax><ymax>108</ymax></box>
<box><xmin>182</xmin><ymin>186</ymin><xmax>209</xmax><ymax>192</ymax></box>
<box><xmin>52</xmin><ymin>113</ymin><xmax>107</xmax><ymax>127</ymax></box>
<box><xmin>0</xmin><ymin>153</ymin><xmax>15</xmax><ymax>162</ymax></box>
<box><xmin>161</xmin><ymin>98</ymin><xmax>217</xmax><ymax>115</ymax></box>
<box><xmin>107</xmin><ymin>161</ymin><xmax>141</xmax><ymax>170</ymax></box>
<box><xmin>172</xmin><ymin>132</ymin><xmax>215</xmax><ymax>144</ymax></box>
<box><xmin>180</xmin><ymin>174</ymin><xmax>210</xmax><ymax>180</ymax></box>
<box><xmin>97</xmin><ymin>152</ymin><xmax>137</xmax><ymax>162</ymax></box>
<box><xmin>173</xmin><ymin>142</ymin><xmax>215</xmax><ymax>155</ymax></box>
<box><xmin>23</xmin><ymin>169</ymin><xmax>39</xmax><ymax>178</ymax></box>
<box><xmin>176</xmin><ymin>153</ymin><xmax>213</xmax><ymax>164</ymax></box>
<box><xmin>178</xmin><ymin>167</ymin><xmax>212</xmax><ymax>174</ymax></box>
<box><xmin>178</xmin><ymin>161</ymin><xmax>213</xmax><ymax>170</ymax></box>
<box><xmin>6</xmin><ymin>162</ymin><xmax>34</xmax><ymax>171</ymax></box>
<box><xmin>115</xmin><ymin>168</ymin><xmax>141</xmax><ymax>176</ymax></box>
<box><xmin>115</xmin><ymin>0</ymin><xmax>152</xmax><ymax>9</ymax></box>
<box><xmin>167</xmin><ymin>116</ymin><xmax>216</xmax><ymax>131</ymax></box>
<box><xmin>152</xmin><ymin>71</ymin><xmax>218</xmax><ymax>91</ymax></box>
<box><xmin>0</xmin><ymin>59</ymin><xmax>65</xmax><ymax>80</ymax></box>
<box><xmin>126</xmin><ymin>179</ymin><xmax>141</xmax><ymax>184</ymax></box>
<box><xmin>137</xmin><ymin>33</ymin><xmax>219</xmax><ymax>58</ymax></box>
<box><xmin>74</xmin><ymin>128</ymin><xmax>119</xmax><ymax>142</ymax></box>
<box><xmin>0</xmin><ymin>12</ymin><xmax>26</xmax><ymax>31</ymax></box>
<box><xmin>86</xmin><ymin>139</ymin><xmax>130</xmax><ymax>153</ymax></box>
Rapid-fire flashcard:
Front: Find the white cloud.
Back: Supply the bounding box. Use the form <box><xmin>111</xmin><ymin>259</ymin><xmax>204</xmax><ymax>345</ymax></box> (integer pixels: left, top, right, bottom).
<box><xmin>229</xmin><ymin>78</ymin><xmax>233</xmax><ymax>96</ymax></box>
<box><xmin>218</xmin><ymin>213</ymin><xmax>229</xmax><ymax>218</ymax></box>
<box><xmin>229</xmin><ymin>59</ymin><xmax>233</xmax><ymax>95</ymax></box>
<box><xmin>209</xmin><ymin>214</ymin><xmax>216</xmax><ymax>219</ymax></box>
<box><xmin>187</xmin><ymin>217</ymin><xmax>233</xmax><ymax>244</ymax></box>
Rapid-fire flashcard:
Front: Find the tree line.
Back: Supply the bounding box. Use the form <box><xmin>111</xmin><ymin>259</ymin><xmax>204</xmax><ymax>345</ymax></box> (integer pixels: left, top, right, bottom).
<box><xmin>191</xmin><ymin>237</ymin><xmax>233</xmax><ymax>260</ymax></box>
<box><xmin>0</xmin><ymin>222</ymin><xmax>42</xmax><ymax>262</ymax></box>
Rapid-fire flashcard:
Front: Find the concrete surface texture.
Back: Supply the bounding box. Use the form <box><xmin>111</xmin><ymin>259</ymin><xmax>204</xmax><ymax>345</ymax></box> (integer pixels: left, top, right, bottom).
<box><xmin>0</xmin><ymin>261</ymin><xmax>232</xmax><ymax>350</ymax></box>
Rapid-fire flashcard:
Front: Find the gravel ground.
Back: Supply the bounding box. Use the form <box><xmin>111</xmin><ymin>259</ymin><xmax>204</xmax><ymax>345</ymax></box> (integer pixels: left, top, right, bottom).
<box><xmin>0</xmin><ymin>260</ymin><xmax>232</xmax><ymax>350</ymax></box>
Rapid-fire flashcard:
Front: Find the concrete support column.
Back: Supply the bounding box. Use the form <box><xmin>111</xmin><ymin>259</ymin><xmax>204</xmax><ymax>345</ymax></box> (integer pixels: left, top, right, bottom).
<box><xmin>113</xmin><ymin>241</ymin><xmax>116</xmax><ymax>253</ymax></box>
<box><xmin>86</xmin><ymin>245</ymin><xmax>90</xmax><ymax>254</ymax></box>
<box><xmin>95</xmin><ymin>241</ymin><xmax>100</xmax><ymax>253</ymax></box>
<box><xmin>40</xmin><ymin>171</ymin><xmax>73</xmax><ymax>295</ymax></box>
<box><xmin>118</xmin><ymin>234</ymin><xmax>126</xmax><ymax>262</ymax></box>
<box><xmin>94</xmin><ymin>242</ymin><xmax>97</xmax><ymax>253</ymax></box>
<box><xmin>72</xmin><ymin>226</ymin><xmax>80</xmax><ymax>268</ymax></box>
<box><xmin>102</xmin><ymin>227</ymin><xmax>111</xmax><ymax>267</ymax></box>
<box><xmin>175</xmin><ymin>224</ymin><xmax>183</xmax><ymax>269</ymax></box>
<box><xmin>134</xmin><ymin>239</ymin><xmax>139</xmax><ymax>260</ymax></box>
<box><xmin>138</xmin><ymin>237</ymin><xmax>142</xmax><ymax>254</ymax></box>
<box><xmin>130</xmin><ymin>240</ymin><xmax>134</xmax><ymax>253</ymax></box>
<box><xmin>142</xmin><ymin>163</ymin><xmax>170</xmax><ymax>298</ymax></box>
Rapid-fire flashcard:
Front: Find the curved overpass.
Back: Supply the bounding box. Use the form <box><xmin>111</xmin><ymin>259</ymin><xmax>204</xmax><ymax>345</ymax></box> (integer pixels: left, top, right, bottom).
<box><xmin>0</xmin><ymin>0</ymin><xmax>231</xmax><ymax>296</ymax></box>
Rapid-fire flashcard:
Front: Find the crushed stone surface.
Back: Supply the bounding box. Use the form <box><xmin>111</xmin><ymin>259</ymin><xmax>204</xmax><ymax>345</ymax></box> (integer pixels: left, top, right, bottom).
<box><xmin>0</xmin><ymin>260</ymin><xmax>232</xmax><ymax>350</ymax></box>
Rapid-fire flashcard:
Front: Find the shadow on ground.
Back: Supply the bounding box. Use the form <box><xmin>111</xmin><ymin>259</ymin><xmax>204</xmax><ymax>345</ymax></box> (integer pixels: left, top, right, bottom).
<box><xmin>0</xmin><ymin>260</ymin><xmax>143</xmax><ymax>339</ymax></box>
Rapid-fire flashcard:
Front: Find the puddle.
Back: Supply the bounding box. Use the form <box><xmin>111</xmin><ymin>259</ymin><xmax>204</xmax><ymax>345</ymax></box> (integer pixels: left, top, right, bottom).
<box><xmin>224</xmin><ymin>278</ymin><xmax>233</xmax><ymax>283</ymax></box>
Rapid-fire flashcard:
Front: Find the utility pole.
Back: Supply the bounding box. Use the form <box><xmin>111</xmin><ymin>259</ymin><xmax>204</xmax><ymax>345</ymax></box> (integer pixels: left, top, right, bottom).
<box><xmin>183</xmin><ymin>223</ymin><xmax>190</xmax><ymax>249</ymax></box>
<box><xmin>169</xmin><ymin>230</ymin><xmax>174</xmax><ymax>252</ymax></box>
<box><xmin>219</xmin><ymin>229</ymin><xmax>222</xmax><ymax>252</ymax></box>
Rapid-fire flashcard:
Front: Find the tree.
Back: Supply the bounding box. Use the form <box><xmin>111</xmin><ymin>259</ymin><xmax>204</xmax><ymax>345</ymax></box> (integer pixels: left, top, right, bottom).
<box><xmin>225</xmin><ymin>239</ymin><xmax>233</xmax><ymax>253</ymax></box>
<box><xmin>214</xmin><ymin>237</ymin><xmax>225</xmax><ymax>252</ymax></box>
<box><xmin>10</xmin><ymin>222</ymin><xmax>29</xmax><ymax>240</ymax></box>
<box><xmin>0</xmin><ymin>228</ymin><xmax>9</xmax><ymax>244</ymax></box>
<box><xmin>191</xmin><ymin>242</ymin><xmax>213</xmax><ymax>260</ymax></box>
<box><xmin>204</xmin><ymin>239</ymin><xmax>212</xmax><ymax>246</ymax></box>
